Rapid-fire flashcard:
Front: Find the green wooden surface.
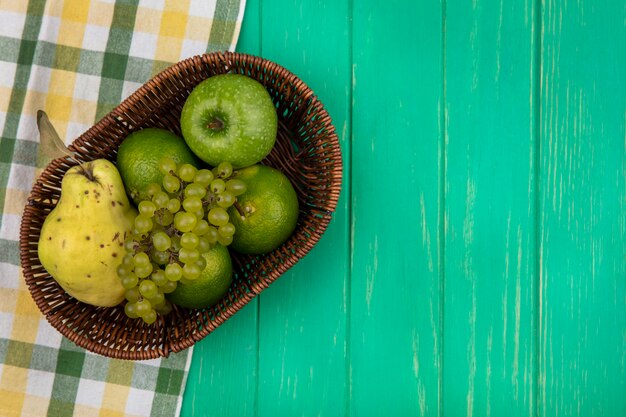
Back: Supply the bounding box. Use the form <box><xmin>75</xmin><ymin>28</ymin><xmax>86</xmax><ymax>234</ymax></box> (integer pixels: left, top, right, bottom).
<box><xmin>443</xmin><ymin>0</ymin><xmax>538</xmax><ymax>415</ymax></box>
<box><xmin>182</xmin><ymin>0</ymin><xmax>626</xmax><ymax>415</ymax></box>
<box><xmin>540</xmin><ymin>1</ymin><xmax>626</xmax><ymax>415</ymax></box>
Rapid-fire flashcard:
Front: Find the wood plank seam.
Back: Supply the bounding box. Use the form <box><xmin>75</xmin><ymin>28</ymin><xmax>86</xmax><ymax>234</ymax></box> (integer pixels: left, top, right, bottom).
<box><xmin>440</xmin><ymin>1</ymin><xmax>448</xmax><ymax>416</ymax></box>
<box><xmin>346</xmin><ymin>0</ymin><xmax>354</xmax><ymax>416</ymax></box>
<box><xmin>533</xmin><ymin>1</ymin><xmax>542</xmax><ymax>416</ymax></box>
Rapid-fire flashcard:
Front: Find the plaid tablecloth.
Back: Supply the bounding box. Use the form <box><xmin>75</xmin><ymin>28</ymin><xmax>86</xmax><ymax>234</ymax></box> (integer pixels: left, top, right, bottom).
<box><xmin>0</xmin><ymin>1</ymin><xmax>245</xmax><ymax>416</ymax></box>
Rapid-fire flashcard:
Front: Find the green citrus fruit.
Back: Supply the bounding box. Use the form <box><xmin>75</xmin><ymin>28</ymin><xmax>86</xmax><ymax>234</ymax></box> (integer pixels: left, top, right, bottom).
<box><xmin>228</xmin><ymin>165</ymin><xmax>299</xmax><ymax>255</ymax></box>
<box><xmin>180</xmin><ymin>74</ymin><xmax>278</xmax><ymax>169</ymax></box>
<box><xmin>116</xmin><ymin>128</ymin><xmax>200</xmax><ymax>204</ymax></box>
<box><xmin>166</xmin><ymin>244</ymin><xmax>233</xmax><ymax>309</ymax></box>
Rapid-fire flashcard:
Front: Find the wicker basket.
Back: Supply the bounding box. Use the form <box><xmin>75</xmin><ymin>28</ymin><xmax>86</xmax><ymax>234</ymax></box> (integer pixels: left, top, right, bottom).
<box><xmin>19</xmin><ymin>52</ymin><xmax>342</xmax><ymax>360</ymax></box>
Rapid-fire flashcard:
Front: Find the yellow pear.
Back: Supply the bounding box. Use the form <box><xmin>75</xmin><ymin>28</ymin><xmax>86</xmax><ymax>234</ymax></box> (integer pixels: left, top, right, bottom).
<box><xmin>38</xmin><ymin>159</ymin><xmax>137</xmax><ymax>307</ymax></box>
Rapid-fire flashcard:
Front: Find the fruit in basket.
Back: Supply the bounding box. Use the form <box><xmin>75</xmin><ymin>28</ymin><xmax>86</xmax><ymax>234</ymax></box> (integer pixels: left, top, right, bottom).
<box><xmin>166</xmin><ymin>244</ymin><xmax>233</xmax><ymax>309</ymax></box>
<box><xmin>228</xmin><ymin>165</ymin><xmax>299</xmax><ymax>255</ymax></box>
<box><xmin>37</xmin><ymin>159</ymin><xmax>136</xmax><ymax>307</ymax></box>
<box><xmin>116</xmin><ymin>128</ymin><xmax>200</xmax><ymax>205</ymax></box>
<box><xmin>118</xmin><ymin>158</ymin><xmax>246</xmax><ymax>324</ymax></box>
<box><xmin>180</xmin><ymin>74</ymin><xmax>278</xmax><ymax>169</ymax></box>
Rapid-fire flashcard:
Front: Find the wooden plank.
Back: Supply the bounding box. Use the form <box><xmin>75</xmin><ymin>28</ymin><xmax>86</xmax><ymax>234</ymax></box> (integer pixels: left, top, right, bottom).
<box><xmin>539</xmin><ymin>0</ymin><xmax>626</xmax><ymax>415</ymax></box>
<box><xmin>180</xmin><ymin>307</ymin><xmax>260</xmax><ymax>416</ymax></box>
<box><xmin>255</xmin><ymin>0</ymin><xmax>352</xmax><ymax>415</ymax></box>
<box><xmin>349</xmin><ymin>0</ymin><xmax>443</xmax><ymax>415</ymax></box>
<box><xmin>443</xmin><ymin>0</ymin><xmax>538</xmax><ymax>415</ymax></box>
<box><xmin>180</xmin><ymin>1</ymin><xmax>261</xmax><ymax>415</ymax></box>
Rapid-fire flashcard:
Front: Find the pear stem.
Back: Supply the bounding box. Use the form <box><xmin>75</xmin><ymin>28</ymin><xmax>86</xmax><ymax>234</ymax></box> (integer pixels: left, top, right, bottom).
<box><xmin>78</xmin><ymin>162</ymin><xmax>97</xmax><ymax>182</ymax></box>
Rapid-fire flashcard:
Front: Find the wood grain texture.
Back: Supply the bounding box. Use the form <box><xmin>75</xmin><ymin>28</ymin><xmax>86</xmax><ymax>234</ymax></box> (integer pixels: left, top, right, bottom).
<box><xmin>180</xmin><ymin>1</ymin><xmax>261</xmax><ymax>415</ymax></box>
<box><xmin>349</xmin><ymin>0</ymin><xmax>442</xmax><ymax>416</ymax></box>
<box><xmin>255</xmin><ymin>0</ymin><xmax>351</xmax><ymax>416</ymax></box>
<box><xmin>443</xmin><ymin>1</ymin><xmax>538</xmax><ymax>415</ymax></box>
<box><xmin>539</xmin><ymin>0</ymin><xmax>626</xmax><ymax>415</ymax></box>
<box><xmin>181</xmin><ymin>0</ymin><xmax>626</xmax><ymax>415</ymax></box>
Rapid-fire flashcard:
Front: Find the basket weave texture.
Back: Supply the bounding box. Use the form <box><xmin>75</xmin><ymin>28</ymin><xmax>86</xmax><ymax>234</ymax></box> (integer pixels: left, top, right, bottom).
<box><xmin>19</xmin><ymin>52</ymin><xmax>342</xmax><ymax>360</ymax></box>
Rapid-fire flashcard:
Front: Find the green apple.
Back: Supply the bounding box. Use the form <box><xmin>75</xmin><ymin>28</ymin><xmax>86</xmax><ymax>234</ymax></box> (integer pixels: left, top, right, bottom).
<box><xmin>180</xmin><ymin>74</ymin><xmax>278</xmax><ymax>169</ymax></box>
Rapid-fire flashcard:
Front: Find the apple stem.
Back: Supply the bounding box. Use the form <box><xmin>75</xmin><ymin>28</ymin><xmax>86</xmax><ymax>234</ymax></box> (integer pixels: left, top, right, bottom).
<box><xmin>207</xmin><ymin>117</ymin><xmax>225</xmax><ymax>131</ymax></box>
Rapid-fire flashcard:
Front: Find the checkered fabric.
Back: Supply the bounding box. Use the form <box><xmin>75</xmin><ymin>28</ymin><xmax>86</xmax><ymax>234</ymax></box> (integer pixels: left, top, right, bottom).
<box><xmin>0</xmin><ymin>0</ymin><xmax>245</xmax><ymax>416</ymax></box>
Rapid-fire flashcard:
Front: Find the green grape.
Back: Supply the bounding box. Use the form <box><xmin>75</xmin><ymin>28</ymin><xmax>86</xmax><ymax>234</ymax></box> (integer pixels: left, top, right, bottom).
<box><xmin>135</xmin><ymin>299</ymin><xmax>152</xmax><ymax>317</ymax></box>
<box><xmin>145</xmin><ymin>183</ymin><xmax>161</xmax><ymax>198</ymax></box>
<box><xmin>207</xmin><ymin>207</ymin><xmax>229</xmax><ymax>226</ymax></box>
<box><xmin>178</xmin><ymin>247</ymin><xmax>200</xmax><ymax>264</ymax></box>
<box><xmin>122</xmin><ymin>253</ymin><xmax>135</xmax><ymax>267</ymax></box>
<box><xmin>121</xmin><ymin>273</ymin><xmax>139</xmax><ymax>289</ymax></box>
<box><xmin>143</xmin><ymin>310</ymin><xmax>157</xmax><ymax>324</ymax></box>
<box><xmin>151</xmin><ymin>249</ymin><xmax>169</xmax><ymax>265</ymax></box>
<box><xmin>134</xmin><ymin>214</ymin><xmax>153</xmax><ymax>234</ymax></box>
<box><xmin>134</xmin><ymin>252</ymin><xmax>151</xmax><ymax>267</ymax></box>
<box><xmin>194</xmin><ymin>256</ymin><xmax>207</xmax><ymax>271</ymax></box>
<box><xmin>174</xmin><ymin>211</ymin><xmax>197</xmax><ymax>233</ymax></box>
<box><xmin>139</xmin><ymin>279</ymin><xmax>158</xmax><ymax>299</ymax></box>
<box><xmin>216</xmin><ymin>191</ymin><xmax>235</xmax><ymax>208</ymax></box>
<box><xmin>124</xmin><ymin>302</ymin><xmax>139</xmax><ymax>319</ymax></box>
<box><xmin>205</xmin><ymin>227</ymin><xmax>218</xmax><ymax>244</ymax></box>
<box><xmin>135</xmin><ymin>262</ymin><xmax>153</xmax><ymax>279</ymax></box>
<box><xmin>164</xmin><ymin>263</ymin><xmax>183</xmax><ymax>281</ymax></box>
<box><xmin>116</xmin><ymin>263</ymin><xmax>132</xmax><ymax>278</ymax></box>
<box><xmin>124</xmin><ymin>238</ymin><xmax>138</xmax><ymax>253</ymax></box>
<box><xmin>193</xmin><ymin>219</ymin><xmax>210</xmax><ymax>236</ymax></box>
<box><xmin>158</xmin><ymin>157</ymin><xmax>177</xmax><ymax>175</ymax></box>
<box><xmin>182</xmin><ymin>196</ymin><xmax>203</xmax><ymax>213</ymax></box>
<box><xmin>197</xmin><ymin>236</ymin><xmax>211</xmax><ymax>253</ymax></box>
<box><xmin>217</xmin><ymin>234</ymin><xmax>233</xmax><ymax>246</ymax></box>
<box><xmin>162</xmin><ymin>174</ymin><xmax>181</xmax><ymax>193</ymax></box>
<box><xmin>159</xmin><ymin>280</ymin><xmax>177</xmax><ymax>294</ymax></box>
<box><xmin>156</xmin><ymin>209</ymin><xmax>174</xmax><ymax>226</ymax></box>
<box><xmin>142</xmin><ymin>310</ymin><xmax>157</xmax><ymax>324</ymax></box>
<box><xmin>178</xmin><ymin>277</ymin><xmax>192</xmax><ymax>285</ymax></box>
<box><xmin>138</xmin><ymin>200</ymin><xmax>157</xmax><ymax>217</ymax></box>
<box><xmin>218</xmin><ymin>222</ymin><xmax>236</xmax><ymax>237</ymax></box>
<box><xmin>151</xmin><ymin>269</ymin><xmax>168</xmax><ymax>286</ymax></box>
<box><xmin>125</xmin><ymin>287</ymin><xmax>141</xmax><ymax>303</ymax></box>
<box><xmin>170</xmin><ymin>235</ymin><xmax>182</xmax><ymax>252</ymax></box>
<box><xmin>194</xmin><ymin>169</ymin><xmax>214</xmax><ymax>186</ymax></box>
<box><xmin>225</xmin><ymin>179</ymin><xmax>247</xmax><ymax>196</ymax></box>
<box><xmin>152</xmin><ymin>191</ymin><xmax>170</xmax><ymax>209</ymax></box>
<box><xmin>180</xmin><ymin>232</ymin><xmax>200</xmax><ymax>249</ymax></box>
<box><xmin>184</xmin><ymin>182</ymin><xmax>206</xmax><ymax>198</ymax></box>
<box><xmin>155</xmin><ymin>300</ymin><xmax>173</xmax><ymax>315</ymax></box>
<box><xmin>210</xmin><ymin>178</ymin><xmax>226</xmax><ymax>194</ymax></box>
<box><xmin>178</xmin><ymin>164</ymin><xmax>197</xmax><ymax>182</ymax></box>
<box><xmin>132</xmin><ymin>229</ymin><xmax>149</xmax><ymax>240</ymax></box>
<box><xmin>216</xmin><ymin>161</ymin><xmax>233</xmax><ymax>178</ymax></box>
<box><xmin>152</xmin><ymin>231</ymin><xmax>171</xmax><ymax>252</ymax></box>
<box><xmin>167</xmin><ymin>198</ymin><xmax>181</xmax><ymax>213</ymax></box>
<box><xmin>182</xmin><ymin>263</ymin><xmax>201</xmax><ymax>280</ymax></box>
<box><xmin>149</xmin><ymin>291</ymin><xmax>165</xmax><ymax>306</ymax></box>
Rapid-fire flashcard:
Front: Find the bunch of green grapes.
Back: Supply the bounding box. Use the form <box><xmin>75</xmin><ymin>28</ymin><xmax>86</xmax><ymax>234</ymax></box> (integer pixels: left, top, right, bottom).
<box><xmin>117</xmin><ymin>157</ymin><xmax>247</xmax><ymax>324</ymax></box>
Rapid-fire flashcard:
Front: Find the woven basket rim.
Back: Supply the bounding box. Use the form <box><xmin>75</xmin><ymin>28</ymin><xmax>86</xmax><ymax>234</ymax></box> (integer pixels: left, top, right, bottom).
<box><xmin>19</xmin><ymin>51</ymin><xmax>342</xmax><ymax>359</ymax></box>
